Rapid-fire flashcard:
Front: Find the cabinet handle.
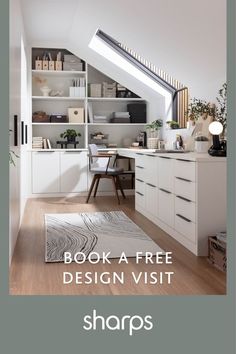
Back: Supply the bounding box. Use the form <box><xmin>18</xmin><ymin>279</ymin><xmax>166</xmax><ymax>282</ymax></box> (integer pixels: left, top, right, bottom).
<box><xmin>136</xmin><ymin>153</ymin><xmax>143</xmax><ymax>155</ymax></box>
<box><xmin>136</xmin><ymin>178</ymin><xmax>144</xmax><ymax>183</ymax></box>
<box><xmin>159</xmin><ymin>156</ymin><xmax>171</xmax><ymax>159</ymax></box>
<box><xmin>176</xmin><ymin>195</ymin><xmax>192</xmax><ymax>203</ymax></box>
<box><xmin>136</xmin><ymin>165</ymin><xmax>144</xmax><ymax>169</ymax></box>
<box><xmin>36</xmin><ymin>151</ymin><xmax>55</xmax><ymax>153</ymax></box>
<box><xmin>136</xmin><ymin>191</ymin><xmax>144</xmax><ymax>196</ymax></box>
<box><xmin>159</xmin><ymin>188</ymin><xmax>171</xmax><ymax>194</ymax></box>
<box><xmin>176</xmin><ymin>176</ymin><xmax>192</xmax><ymax>183</ymax></box>
<box><xmin>147</xmin><ymin>183</ymin><xmax>156</xmax><ymax>188</ymax></box>
<box><xmin>146</xmin><ymin>154</ymin><xmax>156</xmax><ymax>157</ymax></box>
<box><xmin>176</xmin><ymin>214</ymin><xmax>191</xmax><ymax>223</ymax></box>
<box><xmin>176</xmin><ymin>158</ymin><xmax>193</xmax><ymax>162</ymax></box>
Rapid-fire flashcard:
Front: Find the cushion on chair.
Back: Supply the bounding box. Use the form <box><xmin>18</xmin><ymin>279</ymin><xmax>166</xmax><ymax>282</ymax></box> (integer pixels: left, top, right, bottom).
<box><xmin>90</xmin><ymin>166</ymin><xmax>124</xmax><ymax>174</ymax></box>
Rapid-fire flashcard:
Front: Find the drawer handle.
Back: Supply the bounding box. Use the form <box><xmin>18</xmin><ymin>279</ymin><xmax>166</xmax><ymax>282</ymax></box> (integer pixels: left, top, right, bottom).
<box><xmin>176</xmin><ymin>158</ymin><xmax>193</xmax><ymax>162</ymax></box>
<box><xmin>136</xmin><ymin>153</ymin><xmax>143</xmax><ymax>155</ymax></box>
<box><xmin>147</xmin><ymin>183</ymin><xmax>156</xmax><ymax>188</ymax></box>
<box><xmin>176</xmin><ymin>214</ymin><xmax>191</xmax><ymax>223</ymax></box>
<box><xmin>136</xmin><ymin>178</ymin><xmax>144</xmax><ymax>183</ymax></box>
<box><xmin>176</xmin><ymin>176</ymin><xmax>192</xmax><ymax>183</ymax></box>
<box><xmin>36</xmin><ymin>151</ymin><xmax>55</xmax><ymax>153</ymax></box>
<box><xmin>136</xmin><ymin>165</ymin><xmax>144</xmax><ymax>169</ymax></box>
<box><xmin>136</xmin><ymin>191</ymin><xmax>144</xmax><ymax>196</ymax></box>
<box><xmin>146</xmin><ymin>154</ymin><xmax>156</xmax><ymax>157</ymax></box>
<box><xmin>159</xmin><ymin>156</ymin><xmax>171</xmax><ymax>159</ymax></box>
<box><xmin>176</xmin><ymin>195</ymin><xmax>192</xmax><ymax>203</ymax></box>
<box><xmin>159</xmin><ymin>188</ymin><xmax>171</xmax><ymax>194</ymax></box>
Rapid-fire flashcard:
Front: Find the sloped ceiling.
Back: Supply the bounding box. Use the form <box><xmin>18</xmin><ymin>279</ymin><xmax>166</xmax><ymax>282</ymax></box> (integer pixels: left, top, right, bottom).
<box><xmin>21</xmin><ymin>0</ymin><xmax>226</xmax><ymax>102</ymax></box>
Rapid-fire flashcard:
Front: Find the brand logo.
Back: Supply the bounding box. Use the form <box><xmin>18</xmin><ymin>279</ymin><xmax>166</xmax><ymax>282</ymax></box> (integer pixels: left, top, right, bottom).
<box><xmin>83</xmin><ymin>309</ymin><xmax>153</xmax><ymax>336</ymax></box>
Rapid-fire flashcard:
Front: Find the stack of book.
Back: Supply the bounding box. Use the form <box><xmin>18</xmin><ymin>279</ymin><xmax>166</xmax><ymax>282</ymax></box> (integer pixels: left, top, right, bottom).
<box><xmin>110</xmin><ymin>112</ymin><xmax>130</xmax><ymax>123</ymax></box>
<box><xmin>32</xmin><ymin>137</ymin><xmax>43</xmax><ymax>149</ymax></box>
<box><xmin>93</xmin><ymin>115</ymin><xmax>109</xmax><ymax>123</ymax></box>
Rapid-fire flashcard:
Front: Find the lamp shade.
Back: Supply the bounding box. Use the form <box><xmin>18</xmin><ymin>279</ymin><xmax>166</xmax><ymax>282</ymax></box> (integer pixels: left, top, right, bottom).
<box><xmin>209</xmin><ymin>121</ymin><xmax>223</xmax><ymax>135</ymax></box>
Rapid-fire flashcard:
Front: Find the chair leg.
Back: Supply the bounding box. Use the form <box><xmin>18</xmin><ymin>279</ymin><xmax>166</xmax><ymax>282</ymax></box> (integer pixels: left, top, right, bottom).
<box><xmin>111</xmin><ymin>176</ymin><xmax>120</xmax><ymax>204</ymax></box>
<box><xmin>116</xmin><ymin>175</ymin><xmax>126</xmax><ymax>199</ymax></box>
<box><xmin>86</xmin><ymin>175</ymin><xmax>97</xmax><ymax>203</ymax></box>
<box><xmin>93</xmin><ymin>176</ymin><xmax>100</xmax><ymax>197</ymax></box>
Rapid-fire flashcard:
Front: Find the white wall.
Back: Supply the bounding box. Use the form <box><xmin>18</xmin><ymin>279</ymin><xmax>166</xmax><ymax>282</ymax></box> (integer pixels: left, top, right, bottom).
<box><xmin>9</xmin><ymin>0</ymin><xmax>29</xmax><ymax>263</ymax></box>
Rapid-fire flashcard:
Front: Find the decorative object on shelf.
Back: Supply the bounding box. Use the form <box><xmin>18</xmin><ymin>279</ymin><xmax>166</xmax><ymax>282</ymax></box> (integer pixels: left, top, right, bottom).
<box><xmin>69</xmin><ymin>77</ymin><xmax>86</xmax><ymax>97</ymax></box>
<box><xmin>50</xmin><ymin>114</ymin><xmax>68</xmax><ymax>123</ymax></box>
<box><xmin>50</xmin><ymin>90</ymin><xmax>64</xmax><ymax>97</ymax></box>
<box><xmin>60</xmin><ymin>129</ymin><xmax>81</xmax><ymax>143</ymax></box>
<box><xmin>208</xmin><ymin>121</ymin><xmax>226</xmax><ymax>157</ymax></box>
<box><xmin>136</xmin><ymin>131</ymin><xmax>147</xmax><ymax>147</ymax></box>
<box><xmin>40</xmin><ymin>85</ymin><xmax>51</xmax><ymax>97</ymax></box>
<box><xmin>194</xmin><ymin>133</ymin><xmax>209</xmax><ymax>153</ymax></box>
<box><xmin>88</xmin><ymin>83</ymin><xmax>102</xmax><ymax>97</ymax></box>
<box><xmin>185</xmin><ymin>98</ymin><xmax>215</xmax><ymax>123</ymax></box>
<box><xmin>215</xmin><ymin>83</ymin><xmax>227</xmax><ymax>138</ymax></box>
<box><xmin>32</xmin><ymin>111</ymin><xmax>50</xmax><ymax>123</ymax></box>
<box><xmin>35</xmin><ymin>57</ymin><xmax>42</xmax><ymax>70</ymax></box>
<box><xmin>110</xmin><ymin>111</ymin><xmax>130</xmax><ymax>123</ymax></box>
<box><xmin>145</xmin><ymin>119</ymin><xmax>163</xmax><ymax>138</ymax></box>
<box><xmin>90</xmin><ymin>132</ymin><xmax>109</xmax><ymax>146</ymax></box>
<box><xmin>166</xmin><ymin>120</ymin><xmax>179</xmax><ymax>129</ymax></box>
<box><xmin>68</xmin><ymin>107</ymin><xmax>84</xmax><ymax>123</ymax></box>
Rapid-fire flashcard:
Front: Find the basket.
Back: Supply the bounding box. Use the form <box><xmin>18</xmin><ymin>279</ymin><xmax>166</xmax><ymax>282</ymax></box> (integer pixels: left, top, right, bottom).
<box><xmin>147</xmin><ymin>138</ymin><xmax>158</xmax><ymax>149</ymax></box>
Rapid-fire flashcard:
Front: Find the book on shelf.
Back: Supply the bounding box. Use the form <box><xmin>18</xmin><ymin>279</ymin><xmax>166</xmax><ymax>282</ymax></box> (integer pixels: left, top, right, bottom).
<box><xmin>46</xmin><ymin>139</ymin><xmax>52</xmax><ymax>149</ymax></box>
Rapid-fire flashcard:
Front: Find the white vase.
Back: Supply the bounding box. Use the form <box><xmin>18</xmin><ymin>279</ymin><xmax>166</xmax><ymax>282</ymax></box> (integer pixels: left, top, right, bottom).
<box><xmin>40</xmin><ymin>86</ymin><xmax>51</xmax><ymax>97</ymax></box>
<box><xmin>195</xmin><ymin>141</ymin><xmax>209</xmax><ymax>153</ymax></box>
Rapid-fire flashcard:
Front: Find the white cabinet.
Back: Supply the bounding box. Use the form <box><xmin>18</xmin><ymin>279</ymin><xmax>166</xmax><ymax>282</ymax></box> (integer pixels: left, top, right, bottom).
<box><xmin>145</xmin><ymin>183</ymin><xmax>158</xmax><ymax>218</ymax></box>
<box><xmin>158</xmin><ymin>157</ymin><xmax>174</xmax><ymax>192</ymax></box>
<box><xmin>32</xmin><ymin>152</ymin><xmax>60</xmax><ymax>193</ymax></box>
<box><xmin>145</xmin><ymin>154</ymin><xmax>158</xmax><ymax>186</ymax></box>
<box><xmin>158</xmin><ymin>188</ymin><xmax>174</xmax><ymax>228</ymax></box>
<box><xmin>60</xmin><ymin>151</ymin><xmax>88</xmax><ymax>193</ymax></box>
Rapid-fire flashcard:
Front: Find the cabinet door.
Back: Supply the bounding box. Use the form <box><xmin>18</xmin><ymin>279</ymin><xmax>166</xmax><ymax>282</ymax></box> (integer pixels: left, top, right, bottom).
<box><xmin>158</xmin><ymin>157</ymin><xmax>174</xmax><ymax>192</ymax></box>
<box><xmin>145</xmin><ymin>155</ymin><xmax>158</xmax><ymax>186</ymax></box>
<box><xmin>158</xmin><ymin>188</ymin><xmax>174</xmax><ymax>228</ymax></box>
<box><xmin>60</xmin><ymin>151</ymin><xmax>88</xmax><ymax>193</ymax></box>
<box><xmin>32</xmin><ymin>152</ymin><xmax>60</xmax><ymax>193</ymax></box>
<box><xmin>145</xmin><ymin>183</ymin><xmax>158</xmax><ymax>218</ymax></box>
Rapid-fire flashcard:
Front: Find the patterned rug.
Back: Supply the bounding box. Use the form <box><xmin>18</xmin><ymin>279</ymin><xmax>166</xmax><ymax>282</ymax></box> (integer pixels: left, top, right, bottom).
<box><xmin>45</xmin><ymin>211</ymin><xmax>163</xmax><ymax>262</ymax></box>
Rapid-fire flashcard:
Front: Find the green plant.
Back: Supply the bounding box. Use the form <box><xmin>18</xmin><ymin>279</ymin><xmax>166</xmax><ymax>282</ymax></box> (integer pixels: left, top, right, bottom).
<box><xmin>60</xmin><ymin>129</ymin><xmax>81</xmax><ymax>141</ymax></box>
<box><xmin>145</xmin><ymin>119</ymin><xmax>163</xmax><ymax>131</ymax></box>
<box><xmin>186</xmin><ymin>98</ymin><xmax>215</xmax><ymax>121</ymax></box>
<box><xmin>215</xmin><ymin>83</ymin><xmax>227</xmax><ymax>133</ymax></box>
<box><xmin>166</xmin><ymin>120</ymin><xmax>180</xmax><ymax>129</ymax></box>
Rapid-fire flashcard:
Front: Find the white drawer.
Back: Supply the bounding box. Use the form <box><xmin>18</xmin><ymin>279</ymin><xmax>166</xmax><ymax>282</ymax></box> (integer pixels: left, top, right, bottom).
<box><xmin>145</xmin><ymin>183</ymin><xmax>158</xmax><ymax>218</ymax></box>
<box><xmin>136</xmin><ymin>178</ymin><xmax>145</xmax><ymax>194</ymax></box>
<box><xmin>135</xmin><ymin>190</ymin><xmax>145</xmax><ymax>206</ymax></box>
<box><xmin>158</xmin><ymin>188</ymin><xmax>174</xmax><ymax>228</ymax></box>
<box><xmin>135</xmin><ymin>165</ymin><xmax>145</xmax><ymax>181</ymax></box>
<box><xmin>158</xmin><ymin>157</ymin><xmax>174</xmax><ymax>193</ymax></box>
<box><xmin>175</xmin><ymin>213</ymin><xmax>196</xmax><ymax>243</ymax></box>
<box><xmin>135</xmin><ymin>153</ymin><xmax>145</xmax><ymax>168</ymax></box>
<box><xmin>145</xmin><ymin>155</ymin><xmax>158</xmax><ymax>186</ymax></box>
<box><xmin>175</xmin><ymin>177</ymin><xmax>196</xmax><ymax>202</ymax></box>
<box><xmin>175</xmin><ymin>195</ymin><xmax>196</xmax><ymax>223</ymax></box>
<box><xmin>174</xmin><ymin>159</ymin><xmax>196</xmax><ymax>182</ymax></box>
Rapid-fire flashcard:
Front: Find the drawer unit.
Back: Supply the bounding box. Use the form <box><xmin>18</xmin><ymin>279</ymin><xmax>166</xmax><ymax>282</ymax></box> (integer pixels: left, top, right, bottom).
<box><xmin>135</xmin><ymin>190</ymin><xmax>145</xmax><ymax>207</ymax></box>
<box><xmin>145</xmin><ymin>154</ymin><xmax>158</xmax><ymax>186</ymax></box>
<box><xmin>158</xmin><ymin>187</ymin><xmax>174</xmax><ymax>228</ymax></box>
<box><xmin>135</xmin><ymin>153</ymin><xmax>145</xmax><ymax>168</ymax></box>
<box><xmin>135</xmin><ymin>164</ymin><xmax>145</xmax><ymax>181</ymax></box>
<box><xmin>175</xmin><ymin>195</ymin><xmax>196</xmax><ymax>223</ymax></box>
<box><xmin>145</xmin><ymin>183</ymin><xmax>158</xmax><ymax>218</ymax></box>
<box><xmin>135</xmin><ymin>178</ymin><xmax>145</xmax><ymax>195</ymax></box>
<box><xmin>175</xmin><ymin>213</ymin><xmax>196</xmax><ymax>243</ymax></box>
<box><xmin>158</xmin><ymin>157</ymin><xmax>174</xmax><ymax>193</ymax></box>
<box><xmin>174</xmin><ymin>159</ymin><xmax>196</xmax><ymax>182</ymax></box>
<box><xmin>175</xmin><ymin>177</ymin><xmax>196</xmax><ymax>202</ymax></box>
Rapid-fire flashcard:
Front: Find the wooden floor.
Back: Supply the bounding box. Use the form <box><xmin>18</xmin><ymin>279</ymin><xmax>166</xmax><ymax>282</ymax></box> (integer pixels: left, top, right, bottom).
<box><xmin>10</xmin><ymin>196</ymin><xmax>226</xmax><ymax>295</ymax></box>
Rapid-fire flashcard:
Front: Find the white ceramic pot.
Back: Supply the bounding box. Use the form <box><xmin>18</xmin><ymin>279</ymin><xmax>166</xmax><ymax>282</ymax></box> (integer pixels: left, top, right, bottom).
<box><xmin>40</xmin><ymin>86</ymin><xmax>51</xmax><ymax>97</ymax></box>
<box><xmin>195</xmin><ymin>141</ymin><xmax>209</xmax><ymax>153</ymax></box>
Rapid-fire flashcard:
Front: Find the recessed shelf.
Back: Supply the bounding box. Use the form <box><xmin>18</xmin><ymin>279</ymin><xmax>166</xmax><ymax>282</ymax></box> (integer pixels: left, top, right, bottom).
<box><xmin>32</xmin><ymin>96</ymin><xmax>86</xmax><ymax>101</ymax></box>
<box><xmin>32</xmin><ymin>123</ymin><xmax>86</xmax><ymax>126</ymax></box>
<box><xmin>87</xmin><ymin>123</ymin><xmax>146</xmax><ymax>126</ymax></box>
<box><xmin>87</xmin><ymin>97</ymin><xmax>144</xmax><ymax>102</ymax></box>
<box><xmin>32</xmin><ymin>70</ymin><xmax>86</xmax><ymax>76</ymax></box>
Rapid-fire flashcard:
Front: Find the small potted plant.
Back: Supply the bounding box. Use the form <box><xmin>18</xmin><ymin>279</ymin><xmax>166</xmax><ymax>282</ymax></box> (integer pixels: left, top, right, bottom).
<box><xmin>166</xmin><ymin>120</ymin><xmax>180</xmax><ymax>129</ymax></box>
<box><xmin>145</xmin><ymin>119</ymin><xmax>163</xmax><ymax>149</ymax></box>
<box><xmin>185</xmin><ymin>98</ymin><xmax>216</xmax><ymax>125</ymax></box>
<box><xmin>60</xmin><ymin>129</ymin><xmax>81</xmax><ymax>143</ymax></box>
<box><xmin>194</xmin><ymin>134</ymin><xmax>209</xmax><ymax>153</ymax></box>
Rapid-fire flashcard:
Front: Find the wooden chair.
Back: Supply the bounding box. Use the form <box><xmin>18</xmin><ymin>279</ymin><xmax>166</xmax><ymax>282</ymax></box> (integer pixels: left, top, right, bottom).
<box><xmin>86</xmin><ymin>144</ymin><xmax>126</xmax><ymax>204</ymax></box>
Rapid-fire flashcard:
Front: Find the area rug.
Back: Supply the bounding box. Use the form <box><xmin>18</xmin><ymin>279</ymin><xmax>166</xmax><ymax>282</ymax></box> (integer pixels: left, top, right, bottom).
<box><xmin>45</xmin><ymin>211</ymin><xmax>164</xmax><ymax>262</ymax></box>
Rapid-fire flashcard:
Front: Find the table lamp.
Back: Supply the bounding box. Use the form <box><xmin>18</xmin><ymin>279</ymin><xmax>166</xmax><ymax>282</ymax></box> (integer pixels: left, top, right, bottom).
<box><xmin>208</xmin><ymin>121</ymin><xmax>226</xmax><ymax>156</ymax></box>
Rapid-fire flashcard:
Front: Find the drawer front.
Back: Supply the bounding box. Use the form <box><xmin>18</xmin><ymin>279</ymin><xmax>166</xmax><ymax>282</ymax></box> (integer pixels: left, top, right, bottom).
<box><xmin>145</xmin><ymin>155</ymin><xmax>158</xmax><ymax>186</ymax></box>
<box><xmin>158</xmin><ymin>157</ymin><xmax>174</xmax><ymax>193</ymax></box>
<box><xmin>175</xmin><ymin>213</ymin><xmax>196</xmax><ymax>243</ymax></box>
<box><xmin>174</xmin><ymin>159</ymin><xmax>196</xmax><ymax>182</ymax></box>
<box><xmin>175</xmin><ymin>177</ymin><xmax>196</xmax><ymax>202</ymax></box>
<box><xmin>175</xmin><ymin>195</ymin><xmax>196</xmax><ymax>223</ymax></box>
<box><xmin>145</xmin><ymin>183</ymin><xmax>158</xmax><ymax>218</ymax></box>
<box><xmin>135</xmin><ymin>190</ymin><xmax>145</xmax><ymax>207</ymax></box>
<box><xmin>135</xmin><ymin>165</ymin><xmax>145</xmax><ymax>181</ymax></box>
<box><xmin>135</xmin><ymin>153</ymin><xmax>145</xmax><ymax>168</ymax></box>
<box><xmin>136</xmin><ymin>178</ymin><xmax>145</xmax><ymax>195</ymax></box>
<box><xmin>158</xmin><ymin>188</ymin><xmax>174</xmax><ymax>228</ymax></box>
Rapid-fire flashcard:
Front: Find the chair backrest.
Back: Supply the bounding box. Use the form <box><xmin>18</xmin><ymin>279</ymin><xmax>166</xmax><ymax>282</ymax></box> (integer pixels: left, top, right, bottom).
<box><xmin>88</xmin><ymin>144</ymin><xmax>114</xmax><ymax>172</ymax></box>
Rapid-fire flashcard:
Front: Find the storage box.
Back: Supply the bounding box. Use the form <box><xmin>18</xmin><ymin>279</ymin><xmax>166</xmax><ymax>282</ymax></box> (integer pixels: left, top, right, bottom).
<box><xmin>64</xmin><ymin>54</ymin><xmax>81</xmax><ymax>63</ymax></box>
<box><xmin>127</xmin><ymin>103</ymin><xmax>146</xmax><ymax>123</ymax></box>
<box><xmin>63</xmin><ymin>62</ymin><xmax>83</xmax><ymax>71</ymax></box>
<box><xmin>89</xmin><ymin>83</ymin><xmax>102</xmax><ymax>97</ymax></box>
<box><xmin>208</xmin><ymin>236</ymin><xmax>227</xmax><ymax>272</ymax></box>
<box><xmin>50</xmin><ymin>114</ymin><xmax>68</xmax><ymax>123</ymax></box>
<box><xmin>42</xmin><ymin>60</ymin><xmax>49</xmax><ymax>70</ymax></box>
<box><xmin>55</xmin><ymin>61</ymin><xmax>62</xmax><ymax>71</ymax></box>
<box><xmin>35</xmin><ymin>60</ymin><xmax>42</xmax><ymax>70</ymax></box>
<box><xmin>103</xmin><ymin>82</ymin><xmax>117</xmax><ymax>97</ymax></box>
<box><xmin>49</xmin><ymin>61</ymin><xmax>55</xmax><ymax>70</ymax></box>
<box><xmin>68</xmin><ymin>108</ymin><xmax>84</xmax><ymax>123</ymax></box>
<box><xmin>32</xmin><ymin>112</ymin><xmax>50</xmax><ymax>123</ymax></box>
